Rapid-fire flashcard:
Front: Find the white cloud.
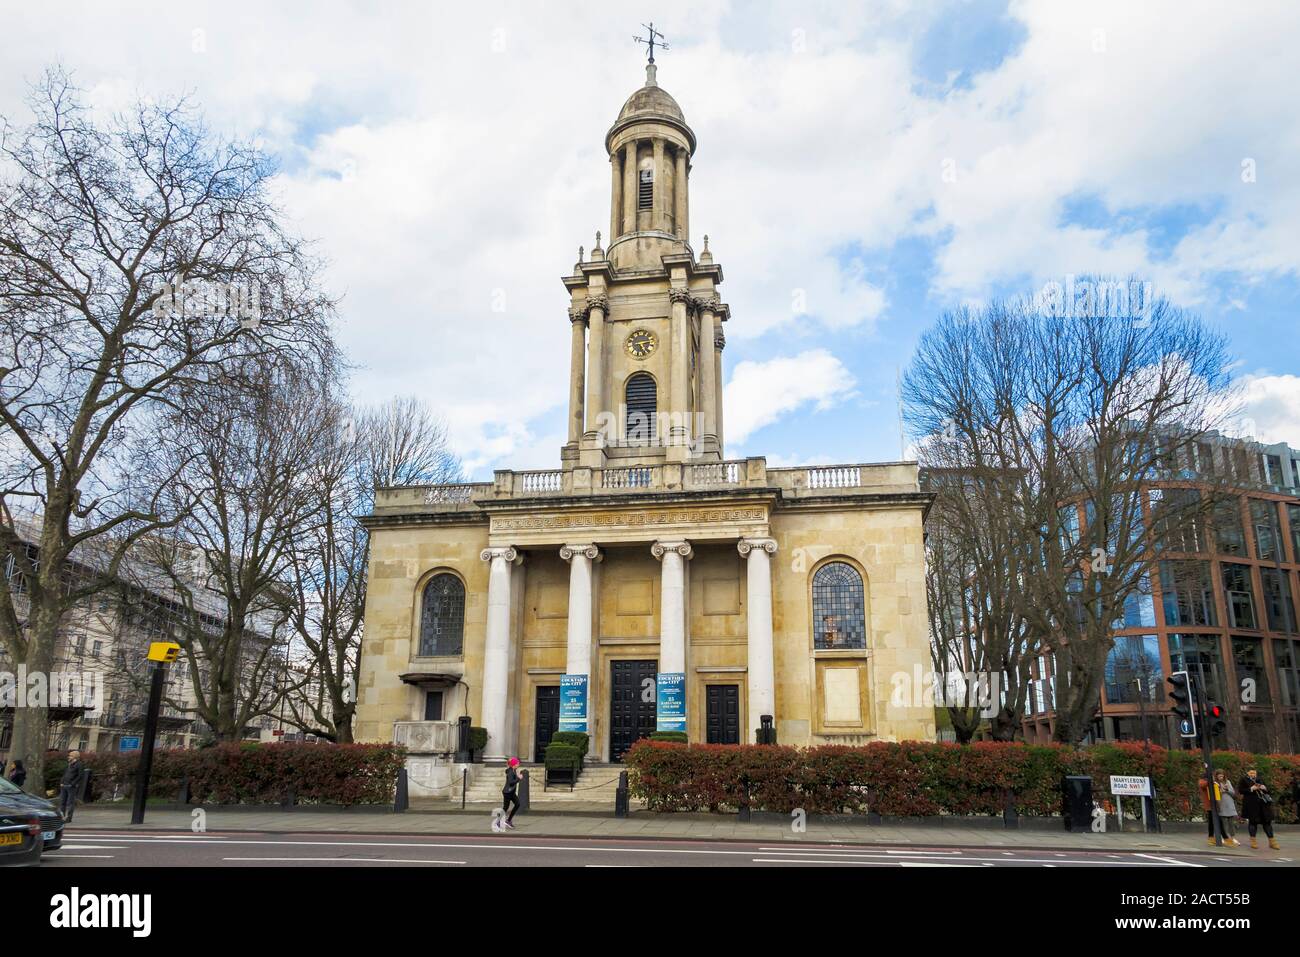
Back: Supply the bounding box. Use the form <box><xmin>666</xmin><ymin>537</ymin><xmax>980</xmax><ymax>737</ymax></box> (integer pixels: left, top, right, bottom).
<box><xmin>1235</xmin><ymin>374</ymin><xmax>1300</xmax><ymax>446</ymax></box>
<box><xmin>2</xmin><ymin>2</ymin><xmax>1297</xmax><ymax>472</ymax></box>
<box><xmin>723</xmin><ymin>350</ymin><xmax>857</xmax><ymax>446</ymax></box>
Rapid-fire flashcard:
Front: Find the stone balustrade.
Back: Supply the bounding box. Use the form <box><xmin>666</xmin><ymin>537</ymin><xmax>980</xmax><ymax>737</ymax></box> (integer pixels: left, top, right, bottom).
<box><xmin>372</xmin><ymin>458</ymin><xmax>920</xmax><ymax>513</ymax></box>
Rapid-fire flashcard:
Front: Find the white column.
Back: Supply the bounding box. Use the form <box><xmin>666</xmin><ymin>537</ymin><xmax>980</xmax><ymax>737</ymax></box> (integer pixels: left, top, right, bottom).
<box><xmin>566</xmin><ymin>308</ymin><xmax>586</xmax><ymax>447</ymax></box>
<box><xmin>653</xmin><ymin>540</ymin><xmax>692</xmax><ymax>733</ymax></box>
<box><xmin>738</xmin><ymin>538</ymin><xmax>778</xmax><ymax>740</ymax></box>
<box><xmin>653</xmin><ymin>541</ymin><xmax>692</xmax><ymax>674</ymax></box>
<box><xmin>480</xmin><ymin>546</ymin><xmax>519</xmax><ymax>761</ymax></box>
<box><xmin>560</xmin><ymin>545</ymin><xmax>599</xmax><ymax>676</ymax></box>
<box><xmin>559</xmin><ymin>544</ymin><xmax>600</xmax><ymax>737</ymax></box>
<box><xmin>699</xmin><ymin>303</ymin><xmax>718</xmax><ymax>450</ymax></box>
<box><xmin>583</xmin><ymin>296</ymin><xmax>608</xmax><ymax>439</ymax></box>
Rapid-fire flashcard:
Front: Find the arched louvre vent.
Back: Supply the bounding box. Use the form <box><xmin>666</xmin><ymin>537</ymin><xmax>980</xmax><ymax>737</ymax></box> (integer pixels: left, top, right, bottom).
<box><xmin>625</xmin><ymin>372</ymin><xmax>657</xmax><ymax>444</ymax></box>
<box><xmin>638</xmin><ymin>168</ymin><xmax>653</xmax><ymax>210</ymax></box>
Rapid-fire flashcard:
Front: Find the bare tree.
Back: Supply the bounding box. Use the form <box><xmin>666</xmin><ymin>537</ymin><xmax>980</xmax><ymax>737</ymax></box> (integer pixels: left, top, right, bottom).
<box><xmin>904</xmin><ymin>285</ymin><xmax>1234</xmax><ymax>745</ymax></box>
<box><xmin>0</xmin><ymin>70</ymin><xmax>333</xmax><ymax>788</ymax></box>
<box><xmin>131</xmin><ymin>359</ymin><xmax>338</xmax><ymax>741</ymax></box>
<box><xmin>279</xmin><ymin>395</ymin><xmax>461</xmax><ymax>742</ymax></box>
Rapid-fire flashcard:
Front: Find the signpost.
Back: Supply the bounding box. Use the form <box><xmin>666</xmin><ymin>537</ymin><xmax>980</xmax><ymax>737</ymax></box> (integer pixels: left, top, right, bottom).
<box><xmin>130</xmin><ymin>641</ymin><xmax>180</xmax><ymax>826</ymax></box>
<box><xmin>1109</xmin><ymin>775</ymin><xmax>1152</xmax><ymax>832</ymax></box>
<box><xmin>119</xmin><ymin>736</ymin><xmax>141</xmax><ymax>752</ymax></box>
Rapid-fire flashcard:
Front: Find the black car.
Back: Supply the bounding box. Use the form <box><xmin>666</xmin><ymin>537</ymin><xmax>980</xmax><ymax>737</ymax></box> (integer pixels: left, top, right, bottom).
<box><xmin>0</xmin><ymin>776</ymin><xmax>64</xmax><ymax>850</ymax></box>
<box><xmin>0</xmin><ymin>802</ymin><xmax>42</xmax><ymax>867</ymax></box>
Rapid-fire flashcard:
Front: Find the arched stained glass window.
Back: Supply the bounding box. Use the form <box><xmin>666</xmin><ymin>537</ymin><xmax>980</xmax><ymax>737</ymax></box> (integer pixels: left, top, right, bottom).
<box><xmin>812</xmin><ymin>561</ymin><xmax>866</xmax><ymax>650</ymax></box>
<box><xmin>419</xmin><ymin>574</ymin><xmax>465</xmax><ymax>657</ymax></box>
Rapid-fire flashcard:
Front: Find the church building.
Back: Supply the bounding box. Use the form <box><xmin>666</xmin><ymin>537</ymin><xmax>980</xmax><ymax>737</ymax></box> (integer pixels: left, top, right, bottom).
<box><xmin>355</xmin><ymin>58</ymin><xmax>937</xmax><ymax>777</ymax></box>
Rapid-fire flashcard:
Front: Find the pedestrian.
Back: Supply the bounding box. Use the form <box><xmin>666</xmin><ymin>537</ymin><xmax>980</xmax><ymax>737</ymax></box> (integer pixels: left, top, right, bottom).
<box><xmin>495</xmin><ymin>757</ymin><xmax>521</xmax><ymax>831</ymax></box>
<box><xmin>1212</xmin><ymin>769</ymin><xmax>1240</xmax><ymax>847</ymax></box>
<box><xmin>1197</xmin><ymin>770</ymin><xmax>1220</xmax><ymax>846</ymax></box>
<box><xmin>59</xmin><ymin>749</ymin><xmax>84</xmax><ymax>822</ymax></box>
<box><xmin>1238</xmin><ymin>767</ymin><xmax>1280</xmax><ymax>850</ymax></box>
<box><xmin>4</xmin><ymin>759</ymin><xmax>25</xmax><ymax>789</ymax></box>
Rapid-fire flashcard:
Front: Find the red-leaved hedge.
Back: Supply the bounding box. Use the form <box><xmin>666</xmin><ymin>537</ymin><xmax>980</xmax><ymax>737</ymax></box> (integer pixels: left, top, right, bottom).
<box><xmin>624</xmin><ymin>740</ymin><xmax>1300</xmax><ymax>820</ymax></box>
<box><xmin>77</xmin><ymin>743</ymin><xmax>406</xmax><ymax>806</ymax></box>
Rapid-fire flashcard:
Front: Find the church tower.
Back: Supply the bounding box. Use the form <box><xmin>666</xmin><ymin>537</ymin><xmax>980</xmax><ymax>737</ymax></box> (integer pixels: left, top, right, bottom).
<box><xmin>562</xmin><ymin>59</ymin><xmax>728</xmax><ymax>468</ymax></box>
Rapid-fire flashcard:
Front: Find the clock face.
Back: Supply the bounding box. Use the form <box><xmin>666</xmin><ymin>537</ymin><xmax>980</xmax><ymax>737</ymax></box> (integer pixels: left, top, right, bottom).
<box><xmin>625</xmin><ymin>329</ymin><xmax>658</xmax><ymax>360</ymax></box>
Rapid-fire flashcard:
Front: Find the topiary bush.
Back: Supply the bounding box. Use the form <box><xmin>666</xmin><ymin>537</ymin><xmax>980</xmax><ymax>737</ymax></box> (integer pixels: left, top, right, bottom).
<box><xmin>649</xmin><ymin>731</ymin><xmax>688</xmax><ymax>743</ymax></box>
<box><xmin>552</xmin><ymin>731</ymin><xmax>589</xmax><ymax>755</ymax></box>
<box><xmin>544</xmin><ymin>742</ymin><xmax>581</xmax><ymax>770</ymax></box>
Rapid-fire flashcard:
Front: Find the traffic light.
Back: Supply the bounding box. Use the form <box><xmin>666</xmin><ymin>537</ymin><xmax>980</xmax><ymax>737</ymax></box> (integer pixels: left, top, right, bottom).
<box><xmin>1168</xmin><ymin>670</ymin><xmax>1197</xmax><ymax>738</ymax></box>
<box><xmin>1206</xmin><ymin>701</ymin><xmax>1227</xmax><ymax>737</ymax></box>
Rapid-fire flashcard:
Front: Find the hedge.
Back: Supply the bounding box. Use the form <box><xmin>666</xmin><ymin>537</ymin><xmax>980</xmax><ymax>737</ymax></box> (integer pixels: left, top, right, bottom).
<box><xmin>544</xmin><ymin>742</ymin><xmax>581</xmax><ymax>770</ymax></box>
<box><xmin>75</xmin><ymin>743</ymin><xmax>406</xmax><ymax>807</ymax></box>
<box><xmin>623</xmin><ymin>740</ymin><xmax>1300</xmax><ymax>820</ymax></box>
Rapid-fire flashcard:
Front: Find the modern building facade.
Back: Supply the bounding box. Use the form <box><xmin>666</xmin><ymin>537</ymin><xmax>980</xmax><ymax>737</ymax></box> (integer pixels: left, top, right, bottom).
<box><xmin>354</xmin><ymin>62</ymin><xmax>937</xmax><ymax>778</ymax></box>
<box><xmin>1021</xmin><ymin>433</ymin><xmax>1300</xmax><ymax>753</ymax></box>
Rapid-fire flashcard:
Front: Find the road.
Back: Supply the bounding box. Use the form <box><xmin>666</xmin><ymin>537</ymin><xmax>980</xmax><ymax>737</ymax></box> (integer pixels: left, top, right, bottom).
<box><xmin>40</xmin><ymin>828</ymin><xmax>1295</xmax><ymax>867</ymax></box>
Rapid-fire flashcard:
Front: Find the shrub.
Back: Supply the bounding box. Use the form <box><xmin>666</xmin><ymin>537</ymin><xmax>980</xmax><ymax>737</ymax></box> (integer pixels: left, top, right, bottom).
<box><xmin>622</xmin><ymin>740</ymin><xmax>1300</xmax><ymax>819</ymax></box>
<box><xmin>79</xmin><ymin>743</ymin><xmax>406</xmax><ymax>806</ymax></box>
<box><xmin>649</xmin><ymin>731</ymin><xmax>688</xmax><ymax>743</ymax></box>
<box><xmin>552</xmin><ymin>731</ymin><xmax>589</xmax><ymax>755</ymax></box>
<box><xmin>544</xmin><ymin>742</ymin><xmax>580</xmax><ymax>770</ymax></box>
<box><xmin>469</xmin><ymin>727</ymin><xmax>488</xmax><ymax>753</ymax></box>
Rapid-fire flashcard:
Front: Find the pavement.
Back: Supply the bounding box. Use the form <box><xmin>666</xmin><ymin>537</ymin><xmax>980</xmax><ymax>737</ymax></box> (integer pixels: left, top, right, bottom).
<box><xmin>59</xmin><ymin>804</ymin><xmax>1296</xmax><ymax>861</ymax></box>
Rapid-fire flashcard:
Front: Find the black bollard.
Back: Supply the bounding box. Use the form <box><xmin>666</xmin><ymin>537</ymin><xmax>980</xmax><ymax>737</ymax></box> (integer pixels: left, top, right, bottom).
<box><xmin>738</xmin><ymin>778</ymin><xmax>751</xmax><ymax>822</ymax></box>
<box><xmin>615</xmin><ymin>770</ymin><xmax>629</xmax><ymax>818</ymax></box>
<box><xmin>178</xmin><ymin>776</ymin><xmax>191</xmax><ymax>805</ymax></box>
<box><xmin>394</xmin><ymin>768</ymin><xmax>409</xmax><ymax>813</ymax></box>
<box><xmin>518</xmin><ymin>769</ymin><xmax>530</xmax><ymax>815</ymax></box>
<box><xmin>1002</xmin><ymin>788</ymin><xmax>1019</xmax><ymax>829</ymax></box>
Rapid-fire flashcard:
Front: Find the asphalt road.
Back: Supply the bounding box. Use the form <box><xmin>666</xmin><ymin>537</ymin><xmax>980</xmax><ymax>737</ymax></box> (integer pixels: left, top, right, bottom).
<box><xmin>38</xmin><ymin>828</ymin><xmax>1296</xmax><ymax>867</ymax></box>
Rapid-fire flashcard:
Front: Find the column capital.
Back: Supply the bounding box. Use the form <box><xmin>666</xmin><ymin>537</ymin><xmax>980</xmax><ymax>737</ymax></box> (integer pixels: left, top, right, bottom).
<box><xmin>667</xmin><ymin>287</ymin><xmax>693</xmax><ymax>306</ymax></box>
<box><xmin>715</xmin><ymin>327</ymin><xmax>727</xmax><ymax>351</ymax></box>
<box><xmin>586</xmin><ymin>294</ymin><xmax>609</xmax><ymax>314</ymax></box>
<box><xmin>480</xmin><ymin>546</ymin><xmax>521</xmax><ymax>564</ymax></box>
<box><xmin>737</xmin><ymin>537</ymin><xmax>777</xmax><ymax>557</ymax></box>
<box><xmin>559</xmin><ymin>544</ymin><xmax>602</xmax><ymax>562</ymax></box>
<box><xmin>652</xmin><ymin>540</ymin><xmax>693</xmax><ymax>560</ymax></box>
<box><xmin>693</xmin><ymin>294</ymin><xmax>720</xmax><ymax>314</ymax></box>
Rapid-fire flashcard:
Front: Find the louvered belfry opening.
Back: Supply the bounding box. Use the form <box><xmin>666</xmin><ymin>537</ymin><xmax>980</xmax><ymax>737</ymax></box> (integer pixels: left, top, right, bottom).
<box><xmin>638</xmin><ymin>168</ymin><xmax>653</xmax><ymax>210</ymax></box>
<box><xmin>625</xmin><ymin>372</ymin><xmax>657</xmax><ymax>444</ymax></box>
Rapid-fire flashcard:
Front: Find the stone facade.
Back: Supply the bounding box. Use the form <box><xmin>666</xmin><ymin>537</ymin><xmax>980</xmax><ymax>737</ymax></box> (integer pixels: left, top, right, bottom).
<box><xmin>354</xmin><ymin>63</ymin><xmax>937</xmax><ymax>762</ymax></box>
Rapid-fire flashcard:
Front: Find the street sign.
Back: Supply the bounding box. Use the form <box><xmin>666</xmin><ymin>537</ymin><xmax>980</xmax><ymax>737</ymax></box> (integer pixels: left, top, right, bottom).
<box><xmin>1109</xmin><ymin>775</ymin><xmax>1151</xmax><ymax>797</ymax></box>
<box><xmin>120</xmin><ymin>736</ymin><xmax>141</xmax><ymax>752</ymax></box>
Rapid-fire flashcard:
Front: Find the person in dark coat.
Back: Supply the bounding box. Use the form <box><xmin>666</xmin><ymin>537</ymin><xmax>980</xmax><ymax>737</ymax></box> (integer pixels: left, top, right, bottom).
<box><xmin>5</xmin><ymin>760</ymin><xmax>25</xmax><ymax>788</ymax></box>
<box><xmin>496</xmin><ymin>757</ymin><xmax>521</xmax><ymax>831</ymax></box>
<box><xmin>1238</xmin><ymin>767</ymin><xmax>1280</xmax><ymax>850</ymax></box>
<box><xmin>59</xmin><ymin>750</ymin><xmax>84</xmax><ymax>821</ymax></box>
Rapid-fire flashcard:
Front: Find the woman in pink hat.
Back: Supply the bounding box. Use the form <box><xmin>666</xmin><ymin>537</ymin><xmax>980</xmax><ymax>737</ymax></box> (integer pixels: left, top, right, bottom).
<box><xmin>497</xmin><ymin>757</ymin><xmax>521</xmax><ymax>830</ymax></box>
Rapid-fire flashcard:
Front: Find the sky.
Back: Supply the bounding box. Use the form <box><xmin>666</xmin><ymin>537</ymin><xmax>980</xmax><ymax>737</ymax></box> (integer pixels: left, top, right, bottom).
<box><xmin>2</xmin><ymin>0</ymin><xmax>1298</xmax><ymax>478</ymax></box>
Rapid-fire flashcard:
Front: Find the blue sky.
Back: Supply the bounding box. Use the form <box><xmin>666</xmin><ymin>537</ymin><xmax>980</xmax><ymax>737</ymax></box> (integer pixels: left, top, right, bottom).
<box><xmin>3</xmin><ymin>1</ymin><xmax>1297</xmax><ymax>475</ymax></box>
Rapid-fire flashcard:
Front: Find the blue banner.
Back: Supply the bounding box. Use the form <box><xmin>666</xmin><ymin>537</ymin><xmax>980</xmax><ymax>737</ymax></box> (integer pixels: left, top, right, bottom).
<box><xmin>119</xmin><ymin>736</ymin><xmax>141</xmax><ymax>752</ymax></box>
<box><xmin>656</xmin><ymin>672</ymin><xmax>686</xmax><ymax>733</ymax></box>
<box><xmin>558</xmin><ymin>674</ymin><xmax>588</xmax><ymax>733</ymax></box>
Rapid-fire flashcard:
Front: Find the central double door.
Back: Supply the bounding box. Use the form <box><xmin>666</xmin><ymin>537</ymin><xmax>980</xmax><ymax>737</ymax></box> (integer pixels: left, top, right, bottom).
<box><xmin>609</xmin><ymin>659</ymin><xmax>658</xmax><ymax>762</ymax></box>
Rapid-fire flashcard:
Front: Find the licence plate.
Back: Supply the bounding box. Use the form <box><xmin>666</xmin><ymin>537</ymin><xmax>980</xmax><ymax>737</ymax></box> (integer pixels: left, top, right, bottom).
<box><xmin>0</xmin><ymin>833</ymin><xmax>22</xmax><ymax>846</ymax></box>
<box><xmin>43</xmin><ymin>830</ymin><xmax>57</xmax><ymax>841</ymax></box>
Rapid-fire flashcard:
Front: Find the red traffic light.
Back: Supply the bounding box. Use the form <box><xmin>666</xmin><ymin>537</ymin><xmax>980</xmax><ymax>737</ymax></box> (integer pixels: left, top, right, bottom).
<box><xmin>1208</xmin><ymin>704</ymin><xmax>1224</xmax><ymax>719</ymax></box>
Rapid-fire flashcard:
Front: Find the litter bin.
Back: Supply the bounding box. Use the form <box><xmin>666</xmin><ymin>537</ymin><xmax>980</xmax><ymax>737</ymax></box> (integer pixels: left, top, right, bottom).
<box><xmin>1061</xmin><ymin>775</ymin><xmax>1093</xmax><ymax>832</ymax></box>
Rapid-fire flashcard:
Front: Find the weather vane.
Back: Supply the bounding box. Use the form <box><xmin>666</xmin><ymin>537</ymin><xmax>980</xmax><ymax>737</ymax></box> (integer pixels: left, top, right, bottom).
<box><xmin>634</xmin><ymin>22</ymin><xmax>668</xmax><ymax>64</ymax></box>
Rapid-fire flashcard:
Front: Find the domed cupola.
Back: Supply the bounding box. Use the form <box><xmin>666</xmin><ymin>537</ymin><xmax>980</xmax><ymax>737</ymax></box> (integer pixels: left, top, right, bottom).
<box><xmin>604</xmin><ymin>62</ymin><xmax>696</xmax><ymax>270</ymax></box>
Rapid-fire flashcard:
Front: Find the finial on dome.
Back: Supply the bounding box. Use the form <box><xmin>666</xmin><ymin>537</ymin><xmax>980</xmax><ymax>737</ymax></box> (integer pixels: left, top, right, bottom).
<box><xmin>578</xmin><ymin>245</ymin><xmax>584</xmax><ymax>265</ymax></box>
<box><xmin>634</xmin><ymin>22</ymin><xmax>668</xmax><ymax>86</ymax></box>
<box><xmin>591</xmin><ymin>230</ymin><xmax>604</xmax><ymax>260</ymax></box>
<box><xmin>699</xmin><ymin>233</ymin><xmax>712</xmax><ymax>263</ymax></box>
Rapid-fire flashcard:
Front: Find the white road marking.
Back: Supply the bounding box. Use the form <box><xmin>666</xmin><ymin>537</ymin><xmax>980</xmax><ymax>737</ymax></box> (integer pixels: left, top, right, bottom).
<box><xmin>899</xmin><ymin>862</ymin><xmax>992</xmax><ymax>867</ymax></box>
<box><xmin>1134</xmin><ymin>853</ymin><xmax>1202</xmax><ymax>868</ymax></box>
<box><xmin>223</xmin><ymin>857</ymin><xmax>465</xmax><ymax>865</ymax></box>
<box><xmin>57</xmin><ymin>844</ymin><xmax>128</xmax><ymax>850</ymax></box>
<box><xmin>47</xmin><ymin>853</ymin><xmax>114</xmax><ymax>859</ymax></box>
